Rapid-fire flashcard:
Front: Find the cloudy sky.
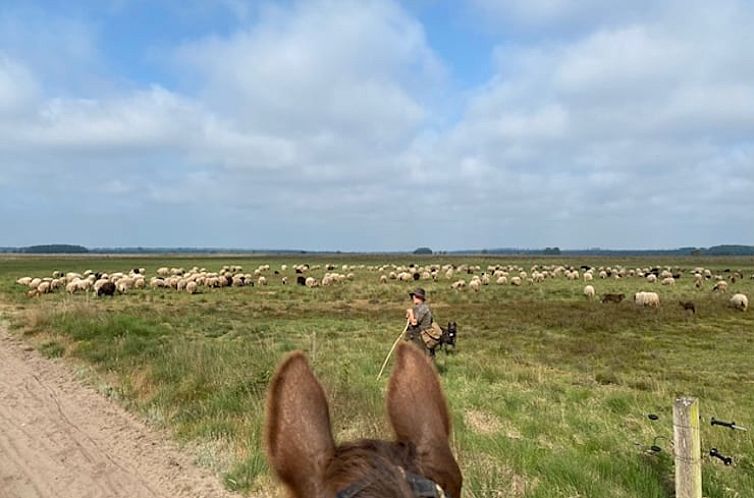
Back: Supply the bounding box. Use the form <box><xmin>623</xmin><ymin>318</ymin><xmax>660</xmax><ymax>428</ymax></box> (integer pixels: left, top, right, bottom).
<box><xmin>1</xmin><ymin>0</ymin><xmax>752</xmax><ymax>251</ymax></box>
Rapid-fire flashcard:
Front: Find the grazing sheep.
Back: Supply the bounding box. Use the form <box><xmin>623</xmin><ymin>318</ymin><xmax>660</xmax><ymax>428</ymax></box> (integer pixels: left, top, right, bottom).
<box><xmin>281</xmin><ymin>276</ymin><xmax>288</xmax><ymax>285</ymax></box>
<box><xmin>36</xmin><ymin>281</ymin><xmax>51</xmax><ymax>295</ymax></box>
<box><xmin>583</xmin><ymin>285</ymin><xmax>595</xmax><ymax>300</ymax></box>
<box><xmin>661</xmin><ymin>277</ymin><xmax>675</xmax><ymax>286</ymax></box>
<box><xmin>258</xmin><ymin>276</ymin><xmax>268</xmax><ymax>286</ymax></box>
<box><xmin>186</xmin><ymin>281</ymin><xmax>198</xmax><ymax>294</ymax></box>
<box><xmin>451</xmin><ymin>280</ymin><xmax>466</xmax><ymax>290</ymax></box>
<box><xmin>712</xmin><ymin>281</ymin><xmax>728</xmax><ymax>293</ymax></box>
<box><xmin>97</xmin><ymin>281</ymin><xmax>116</xmax><ymax>297</ymax></box>
<box><xmin>510</xmin><ymin>276</ymin><xmax>522</xmax><ymax>286</ymax></box>
<box><xmin>16</xmin><ymin>277</ymin><xmax>33</xmax><ymax>286</ymax></box>
<box><xmin>379</xmin><ymin>275</ymin><xmax>388</xmax><ymax>284</ymax></box>
<box><xmin>634</xmin><ymin>291</ymin><xmax>660</xmax><ymax>308</ymax></box>
<box><xmin>496</xmin><ymin>276</ymin><xmax>508</xmax><ymax>285</ymax></box>
<box><xmin>729</xmin><ymin>293</ymin><xmax>748</xmax><ymax>312</ymax></box>
<box><xmin>646</xmin><ymin>274</ymin><xmax>657</xmax><ymax>283</ymax></box>
<box><xmin>305</xmin><ymin>277</ymin><xmax>318</xmax><ymax>288</ymax></box>
<box><xmin>469</xmin><ymin>279</ymin><xmax>481</xmax><ymax>292</ymax></box>
<box><xmin>679</xmin><ymin>301</ymin><xmax>696</xmax><ymax>315</ymax></box>
<box><xmin>601</xmin><ymin>293</ymin><xmax>625</xmax><ymax>304</ymax></box>
<box><xmin>583</xmin><ymin>272</ymin><xmax>593</xmax><ymax>282</ymax></box>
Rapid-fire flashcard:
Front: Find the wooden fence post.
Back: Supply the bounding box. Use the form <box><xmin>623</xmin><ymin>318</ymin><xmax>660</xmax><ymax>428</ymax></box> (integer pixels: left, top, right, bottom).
<box><xmin>673</xmin><ymin>396</ymin><xmax>702</xmax><ymax>498</ymax></box>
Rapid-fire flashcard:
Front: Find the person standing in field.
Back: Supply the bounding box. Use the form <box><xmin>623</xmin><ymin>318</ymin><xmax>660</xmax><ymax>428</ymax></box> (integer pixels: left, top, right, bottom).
<box><xmin>405</xmin><ymin>288</ymin><xmax>442</xmax><ymax>355</ymax></box>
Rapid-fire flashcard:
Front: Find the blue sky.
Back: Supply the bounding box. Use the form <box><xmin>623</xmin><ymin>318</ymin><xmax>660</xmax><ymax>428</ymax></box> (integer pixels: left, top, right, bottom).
<box><xmin>1</xmin><ymin>0</ymin><xmax>753</xmax><ymax>250</ymax></box>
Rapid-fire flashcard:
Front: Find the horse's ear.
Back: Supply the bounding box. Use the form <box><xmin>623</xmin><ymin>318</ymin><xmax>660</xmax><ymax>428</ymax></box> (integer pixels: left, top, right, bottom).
<box><xmin>386</xmin><ymin>343</ymin><xmax>462</xmax><ymax>496</ymax></box>
<box><xmin>266</xmin><ymin>352</ymin><xmax>335</xmax><ymax>497</ymax></box>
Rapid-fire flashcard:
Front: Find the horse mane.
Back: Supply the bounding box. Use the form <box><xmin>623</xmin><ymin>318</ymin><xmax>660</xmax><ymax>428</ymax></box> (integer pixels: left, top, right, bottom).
<box><xmin>325</xmin><ymin>439</ymin><xmax>418</xmax><ymax>497</ymax></box>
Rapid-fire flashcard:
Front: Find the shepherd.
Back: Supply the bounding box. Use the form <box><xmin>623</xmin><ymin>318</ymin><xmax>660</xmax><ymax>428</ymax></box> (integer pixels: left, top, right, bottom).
<box><xmin>405</xmin><ymin>287</ymin><xmax>443</xmax><ymax>356</ymax></box>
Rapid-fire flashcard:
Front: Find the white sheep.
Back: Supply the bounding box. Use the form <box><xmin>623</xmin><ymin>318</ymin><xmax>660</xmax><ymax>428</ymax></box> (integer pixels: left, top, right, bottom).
<box><xmin>646</xmin><ymin>274</ymin><xmax>657</xmax><ymax>283</ymax></box>
<box><xmin>305</xmin><ymin>277</ymin><xmax>318</xmax><ymax>288</ymax></box>
<box><xmin>258</xmin><ymin>276</ymin><xmax>268</xmax><ymax>286</ymax></box>
<box><xmin>584</xmin><ymin>272</ymin><xmax>593</xmax><ymax>282</ymax></box>
<box><xmin>712</xmin><ymin>281</ymin><xmax>728</xmax><ymax>293</ymax></box>
<box><xmin>510</xmin><ymin>276</ymin><xmax>522</xmax><ymax>286</ymax></box>
<box><xmin>186</xmin><ymin>281</ymin><xmax>198</xmax><ymax>294</ymax></box>
<box><xmin>16</xmin><ymin>277</ymin><xmax>32</xmax><ymax>286</ymax></box>
<box><xmin>379</xmin><ymin>275</ymin><xmax>388</xmax><ymax>284</ymax></box>
<box><xmin>451</xmin><ymin>280</ymin><xmax>466</xmax><ymax>290</ymax></box>
<box><xmin>496</xmin><ymin>276</ymin><xmax>508</xmax><ymax>285</ymax></box>
<box><xmin>583</xmin><ymin>285</ymin><xmax>595</xmax><ymax>300</ymax></box>
<box><xmin>634</xmin><ymin>291</ymin><xmax>660</xmax><ymax>308</ymax></box>
<box><xmin>469</xmin><ymin>279</ymin><xmax>481</xmax><ymax>292</ymax></box>
<box><xmin>729</xmin><ymin>293</ymin><xmax>748</xmax><ymax>311</ymax></box>
<box><xmin>661</xmin><ymin>277</ymin><xmax>675</xmax><ymax>286</ymax></box>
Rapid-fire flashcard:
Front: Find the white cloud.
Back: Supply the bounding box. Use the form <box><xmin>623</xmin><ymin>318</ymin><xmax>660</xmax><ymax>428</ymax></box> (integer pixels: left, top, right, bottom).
<box><xmin>0</xmin><ymin>0</ymin><xmax>752</xmax><ymax>249</ymax></box>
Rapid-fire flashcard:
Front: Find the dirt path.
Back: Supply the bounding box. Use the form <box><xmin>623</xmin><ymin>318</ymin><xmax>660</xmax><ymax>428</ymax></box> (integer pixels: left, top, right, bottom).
<box><xmin>0</xmin><ymin>324</ymin><xmax>243</xmax><ymax>498</ymax></box>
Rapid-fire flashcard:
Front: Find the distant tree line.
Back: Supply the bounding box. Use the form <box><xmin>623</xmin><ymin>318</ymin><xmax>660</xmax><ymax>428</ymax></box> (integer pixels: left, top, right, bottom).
<box><xmin>19</xmin><ymin>244</ymin><xmax>89</xmax><ymax>254</ymax></box>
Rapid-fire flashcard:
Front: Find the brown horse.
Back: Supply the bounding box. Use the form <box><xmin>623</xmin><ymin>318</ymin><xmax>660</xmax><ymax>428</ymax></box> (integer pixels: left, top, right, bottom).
<box><xmin>265</xmin><ymin>343</ymin><xmax>462</xmax><ymax>498</ymax></box>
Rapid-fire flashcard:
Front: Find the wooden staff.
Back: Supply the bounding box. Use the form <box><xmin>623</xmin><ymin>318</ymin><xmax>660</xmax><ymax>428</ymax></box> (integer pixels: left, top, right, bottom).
<box><xmin>377</xmin><ymin>320</ymin><xmax>410</xmax><ymax>380</ymax></box>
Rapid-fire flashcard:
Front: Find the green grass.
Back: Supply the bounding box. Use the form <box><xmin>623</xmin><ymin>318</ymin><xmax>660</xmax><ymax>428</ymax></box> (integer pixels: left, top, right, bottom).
<box><xmin>1</xmin><ymin>254</ymin><xmax>753</xmax><ymax>497</ymax></box>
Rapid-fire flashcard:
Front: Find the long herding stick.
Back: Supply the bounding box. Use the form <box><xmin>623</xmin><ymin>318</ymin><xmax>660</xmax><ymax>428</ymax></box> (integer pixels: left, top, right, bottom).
<box><xmin>377</xmin><ymin>320</ymin><xmax>410</xmax><ymax>380</ymax></box>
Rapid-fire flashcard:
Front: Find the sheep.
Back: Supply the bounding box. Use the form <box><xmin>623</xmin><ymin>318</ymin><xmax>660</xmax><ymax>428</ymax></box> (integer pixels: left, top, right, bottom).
<box><xmin>646</xmin><ymin>274</ymin><xmax>657</xmax><ymax>283</ymax></box>
<box><xmin>16</xmin><ymin>277</ymin><xmax>33</xmax><ymax>286</ymax></box>
<box><xmin>97</xmin><ymin>281</ymin><xmax>116</xmax><ymax>297</ymax></box>
<box><xmin>661</xmin><ymin>277</ymin><xmax>675</xmax><ymax>286</ymax></box>
<box><xmin>712</xmin><ymin>280</ymin><xmax>728</xmax><ymax>293</ymax></box>
<box><xmin>186</xmin><ymin>281</ymin><xmax>198</xmax><ymax>294</ymax></box>
<box><xmin>469</xmin><ymin>279</ymin><xmax>481</xmax><ymax>292</ymax></box>
<box><xmin>258</xmin><ymin>276</ymin><xmax>268</xmax><ymax>287</ymax></box>
<box><xmin>379</xmin><ymin>275</ymin><xmax>388</xmax><ymax>284</ymax></box>
<box><xmin>305</xmin><ymin>277</ymin><xmax>318</xmax><ymax>288</ymax></box>
<box><xmin>496</xmin><ymin>276</ymin><xmax>508</xmax><ymax>285</ymax></box>
<box><xmin>510</xmin><ymin>276</ymin><xmax>522</xmax><ymax>286</ymax></box>
<box><xmin>281</xmin><ymin>276</ymin><xmax>289</xmax><ymax>285</ymax></box>
<box><xmin>634</xmin><ymin>291</ymin><xmax>660</xmax><ymax>308</ymax></box>
<box><xmin>583</xmin><ymin>285</ymin><xmax>595</xmax><ymax>300</ymax></box>
<box><xmin>583</xmin><ymin>272</ymin><xmax>593</xmax><ymax>282</ymax></box>
<box><xmin>451</xmin><ymin>280</ymin><xmax>466</xmax><ymax>290</ymax></box>
<box><xmin>729</xmin><ymin>293</ymin><xmax>748</xmax><ymax>312</ymax></box>
<box><xmin>36</xmin><ymin>281</ymin><xmax>51</xmax><ymax>295</ymax></box>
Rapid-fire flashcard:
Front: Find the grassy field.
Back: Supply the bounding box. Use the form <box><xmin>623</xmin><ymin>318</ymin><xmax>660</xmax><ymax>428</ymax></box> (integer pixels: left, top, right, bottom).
<box><xmin>1</xmin><ymin>254</ymin><xmax>753</xmax><ymax>497</ymax></box>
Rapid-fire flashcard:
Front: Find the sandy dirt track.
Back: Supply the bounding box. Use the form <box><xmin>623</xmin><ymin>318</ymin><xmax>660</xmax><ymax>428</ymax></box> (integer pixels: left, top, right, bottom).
<box><xmin>0</xmin><ymin>324</ymin><xmax>242</xmax><ymax>498</ymax></box>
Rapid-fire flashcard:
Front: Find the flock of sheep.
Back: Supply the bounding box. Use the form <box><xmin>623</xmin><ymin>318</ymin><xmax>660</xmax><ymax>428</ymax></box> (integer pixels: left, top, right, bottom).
<box><xmin>13</xmin><ymin>261</ymin><xmax>750</xmax><ymax>312</ymax></box>
<box><xmin>13</xmin><ymin>263</ymin><xmax>362</xmax><ymax>298</ymax></box>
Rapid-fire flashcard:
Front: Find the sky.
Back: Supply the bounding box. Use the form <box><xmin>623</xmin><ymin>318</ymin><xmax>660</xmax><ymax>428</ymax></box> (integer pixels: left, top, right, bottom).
<box><xmin>1</xmin><ymin>0</ymin><xmax>752</xmax><ymax>251</ymax></box>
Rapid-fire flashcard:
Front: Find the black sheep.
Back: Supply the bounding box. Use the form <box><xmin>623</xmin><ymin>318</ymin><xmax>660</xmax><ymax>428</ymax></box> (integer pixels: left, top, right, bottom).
<box><xmin>97</xmin><ymin>281</ymin><xmax>116</xmax><ymax>297</ymax></box>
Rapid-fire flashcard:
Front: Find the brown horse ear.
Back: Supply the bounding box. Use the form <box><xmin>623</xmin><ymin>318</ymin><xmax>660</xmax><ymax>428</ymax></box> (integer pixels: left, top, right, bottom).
<box><xmin>266</xmin><ymin>352</ymin><xmax>335</xmax><ymax>497</ymax></box>
<box><xmin>386</xmin><ymin>343</ymin><xmax>462</xmax><ymax>497</ymax></box>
